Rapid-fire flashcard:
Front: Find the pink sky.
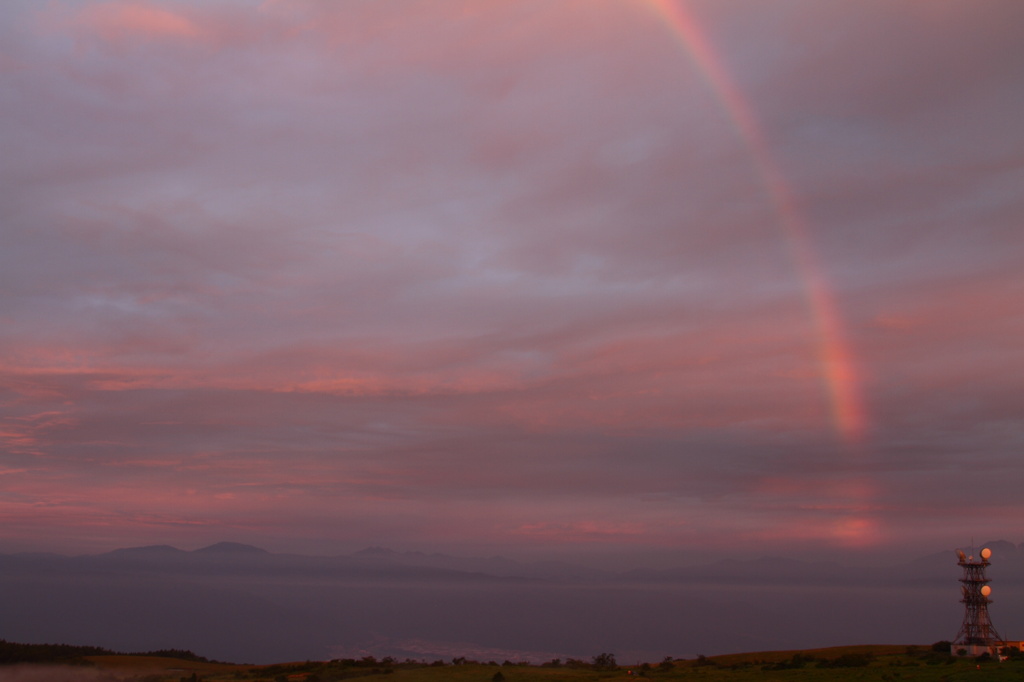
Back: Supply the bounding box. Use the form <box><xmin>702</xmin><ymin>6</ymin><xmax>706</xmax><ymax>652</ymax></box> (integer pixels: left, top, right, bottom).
<box><xmin>2</xmin><ymin>0</ymin><xmax>1023</xmax><ymax>562</ymax></box>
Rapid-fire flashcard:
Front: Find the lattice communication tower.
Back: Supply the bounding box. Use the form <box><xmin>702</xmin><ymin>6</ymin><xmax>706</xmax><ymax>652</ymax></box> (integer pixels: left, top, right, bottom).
<box><xmin>953</xmin><ymin>547</ymin><xmax>1004</xmax><ymax>654</ymax></box>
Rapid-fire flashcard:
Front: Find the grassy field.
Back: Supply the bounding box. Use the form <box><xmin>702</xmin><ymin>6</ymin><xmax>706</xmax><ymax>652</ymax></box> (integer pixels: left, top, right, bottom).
<box><xmin>80</xmin><ymin>645</ymin><xmax>1024</xmax><ymax>682</ymax></box>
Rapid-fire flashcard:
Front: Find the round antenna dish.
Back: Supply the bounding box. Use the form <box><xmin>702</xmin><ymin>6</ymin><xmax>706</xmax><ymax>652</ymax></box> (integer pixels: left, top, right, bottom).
<box><xmin>981</xmin><ymin>585</ymin><xmax>992</xmax><ymax>597</ymax></box>
<box><xmin>981</xmin><ymin>547</ymin><xmax>992</xmax><ymax>560</ymax></box>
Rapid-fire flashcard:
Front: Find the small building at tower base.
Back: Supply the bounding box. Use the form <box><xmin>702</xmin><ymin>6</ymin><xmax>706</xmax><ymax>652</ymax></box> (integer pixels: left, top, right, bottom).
<box><xmin>952</xmin><ymin>643</ymin><xmax>1002</xmax><ymax>658</ymax></box>
<box><xmin>951</xmin><ymin>641</ymin><xmax>1024</xmax><ymax>658</ymax></box>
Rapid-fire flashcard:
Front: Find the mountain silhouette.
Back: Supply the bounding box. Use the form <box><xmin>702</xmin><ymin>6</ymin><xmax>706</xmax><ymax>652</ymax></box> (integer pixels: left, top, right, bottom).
<box><xmin>194</xmin><ymin>541</ymin><xmax>270</xmax><ymax>555</ymax></box>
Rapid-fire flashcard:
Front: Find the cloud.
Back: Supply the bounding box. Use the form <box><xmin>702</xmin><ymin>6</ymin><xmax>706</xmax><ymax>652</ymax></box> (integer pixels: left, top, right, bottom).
<box><xmin>1</xmin><ymin>0</ymin><xmax>1022</xmax><ymax>559</ymax></box>
<box><xmin>71</xmin><ymin>1</ymin><xmax>203</xmax><ymax>42</ymax></box>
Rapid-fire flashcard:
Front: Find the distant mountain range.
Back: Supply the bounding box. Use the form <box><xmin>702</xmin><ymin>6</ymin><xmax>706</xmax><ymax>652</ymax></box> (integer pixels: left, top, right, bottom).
<box><xmin>4</xmin><ymin>539</ymin><xmax>1022</xmax><ymax>586</ymax></box>
<box><xmin>1</xmin><ymin>540</ymin><xmax>602</xmax><ymax>583</ymax></box>
<box><xmin>1</xmin><ymin>540</ymin><xmax>1020</xmax><ymax>665</ymax></box>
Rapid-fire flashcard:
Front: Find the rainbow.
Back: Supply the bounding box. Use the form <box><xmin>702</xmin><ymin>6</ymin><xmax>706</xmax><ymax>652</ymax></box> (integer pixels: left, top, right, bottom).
<box><xmin>641</xmin><ymin>0</ymin><xmax>866</xmax><ymax>443</ymax></box>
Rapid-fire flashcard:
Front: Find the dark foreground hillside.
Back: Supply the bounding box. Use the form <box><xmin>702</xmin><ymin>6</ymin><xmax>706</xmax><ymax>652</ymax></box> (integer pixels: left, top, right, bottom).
<box><xmin>7</xmin><ymin>643</ymin><xmax>1024</xmax><ymax>682</ymax></box>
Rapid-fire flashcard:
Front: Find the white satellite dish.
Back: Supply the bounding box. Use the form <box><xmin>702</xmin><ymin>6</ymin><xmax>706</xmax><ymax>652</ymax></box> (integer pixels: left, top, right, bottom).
<box><xmin>981</xmin><ymin>547</ymin><xmax>992</xmax><ymax>560</ymax></box>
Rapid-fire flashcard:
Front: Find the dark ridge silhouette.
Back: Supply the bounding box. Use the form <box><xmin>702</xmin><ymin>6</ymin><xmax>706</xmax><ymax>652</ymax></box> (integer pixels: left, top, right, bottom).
<box><xmin>193</xmin><ymin>542</ymin><xmax>269</xmax><ymax>555</ymax></box>
<box><xmin>0</xmin><ymin>639</ymin><xmax>113</xmax><ymax>664</ymax></box>
<box><xmin>0</xmin><ymin>639</ymin><xmax>215</xmax><ymax>665</ymax></box>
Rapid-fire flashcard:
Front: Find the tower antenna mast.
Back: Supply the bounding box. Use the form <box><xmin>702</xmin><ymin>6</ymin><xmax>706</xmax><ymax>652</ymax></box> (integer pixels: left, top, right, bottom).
<box><xmin>952</xmin><ymin>546</ymin><xmax>1004</xmax><ymax>657</ymax></box>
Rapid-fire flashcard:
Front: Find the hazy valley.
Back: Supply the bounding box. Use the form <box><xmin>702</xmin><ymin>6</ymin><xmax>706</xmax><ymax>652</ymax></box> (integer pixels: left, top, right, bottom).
<box><xmin>2</xmin><ymin>541</ymin><xmax>1022</xmax><ymax>665</ymax></box>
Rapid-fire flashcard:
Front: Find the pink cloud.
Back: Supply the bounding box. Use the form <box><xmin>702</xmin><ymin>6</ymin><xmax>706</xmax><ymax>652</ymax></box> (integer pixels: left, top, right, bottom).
<box><xmin>60</xmin><ymin>1</ymin><xmax>203</xmax><ymax>43</ymax></box>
